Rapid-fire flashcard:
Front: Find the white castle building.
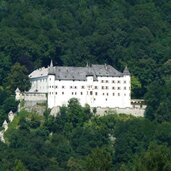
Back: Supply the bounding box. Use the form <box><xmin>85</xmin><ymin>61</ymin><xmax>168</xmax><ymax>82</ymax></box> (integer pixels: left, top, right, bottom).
<box><xmin>28</xmin><ymin>61</ymin><xmax>131</xmax><ymax>109</ymax></box>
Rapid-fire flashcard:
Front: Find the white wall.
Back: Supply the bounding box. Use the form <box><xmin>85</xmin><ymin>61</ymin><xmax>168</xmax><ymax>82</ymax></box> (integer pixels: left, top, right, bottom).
<box><xmin>47</xmin><ymin>74</ymin><xmax>131</xmax><ymax>109</ymax></box>
<box><xmin>30</xmin><ymin>76</ymin><xmax>48</xmax><ymax>93</ymax></box>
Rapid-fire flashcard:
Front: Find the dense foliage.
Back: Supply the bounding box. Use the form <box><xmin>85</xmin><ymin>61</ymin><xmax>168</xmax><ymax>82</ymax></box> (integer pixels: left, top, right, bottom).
<box><xmin>0</xmin><ymin>0</ymin><xmax>171</xmax><ymax>170</ymax></box>
<box><xmin>0</xmin><ymin>0</ymin><xmax>171</xmax><ymax>97</ymax></box>
<box><xmin>0</xmin><ymin>99</ymin><xmax>171</xmax><ymax>171</ymax></box>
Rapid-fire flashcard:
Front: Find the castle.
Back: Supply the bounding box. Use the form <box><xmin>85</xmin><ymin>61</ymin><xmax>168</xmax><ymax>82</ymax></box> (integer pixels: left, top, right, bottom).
<box><xmin>27</xmin><ymin>61</ymin><xmax>131</xmax><ymax>109</ymax></box>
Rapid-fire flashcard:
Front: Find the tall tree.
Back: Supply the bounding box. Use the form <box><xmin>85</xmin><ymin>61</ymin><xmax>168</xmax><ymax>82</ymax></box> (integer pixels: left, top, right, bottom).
<box><xmin>6</xmin><ymin>63</ymin><xmax>31</xmax><ymax>92</ymax></box>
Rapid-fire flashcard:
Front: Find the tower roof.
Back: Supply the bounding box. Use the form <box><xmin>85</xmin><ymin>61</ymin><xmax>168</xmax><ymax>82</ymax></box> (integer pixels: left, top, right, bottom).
<box><xmin>15</xmin><ymin>87</ymin><xmax>20</xmax><ymax>93</ymax></box>
<box><xmin>8</xmin><ymin>111</ymin><xmax>14</xmax><ymax>115</ymax></box>
<box><xmin>48</xmin><ymin>60</ymin><xmax>55</xmax><ymax>75</ymax></box>
<box><xmin>3</xmin><ymin>120</ymin><xmax>8</xmax><ymax>126</ymax></box>
<box><xmin>123</xmin><ymin>66</ymin><xmax>130</xmax><ymax>75</ymax></box>
<box><xmin>50</xmin><ymin>59</ymin><xmax>53</xmax><ymax>67</ymax></box>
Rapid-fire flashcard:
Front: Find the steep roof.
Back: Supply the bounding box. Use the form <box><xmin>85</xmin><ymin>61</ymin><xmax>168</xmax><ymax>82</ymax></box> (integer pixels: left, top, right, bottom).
<box><xmin>123</xmin><ymin>66</ymin><xmax>130</xmax><ymax>75</ymax></box>
<box><xmin>29</xmin><ymin>67</ymin><xmax>48</xmax><ymax>79</ymax></box>
<box><xmin>51</xmin><ymin>64</ymin><xmax>123</xmax><ymax>81</ymax></box>
<box><xmin>29</xmin><ymin>64</ymin><xmax>125</xmax><ymax>80</ymax></box>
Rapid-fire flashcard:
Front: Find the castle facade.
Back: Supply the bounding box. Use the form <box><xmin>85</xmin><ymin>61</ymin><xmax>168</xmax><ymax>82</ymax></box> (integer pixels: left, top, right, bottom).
<box><xmin>28</xmin><ymin>61</ymin><xmax>131</xmax><ymax>108</ymax></box>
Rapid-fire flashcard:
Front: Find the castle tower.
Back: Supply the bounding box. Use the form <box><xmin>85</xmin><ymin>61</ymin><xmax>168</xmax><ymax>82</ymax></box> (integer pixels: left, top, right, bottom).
<box><xmin>123</xmin><ymin>66</ymin><xmax>131</xmax><ymax>107</ymax></box>
<box><xmin>48</xmin><ymin>60</ymin><xmax>56</xmax><ymax>108</ymax></box>
<box><xmin>8</xmin><ymin>111</ymin><xmax>15</xmax><ymax>122</ymax></box>
<box><xmin>2</xmin><ymin>120</ymin><xmax>8</xmax><ymax>131</ymax></box>
<box><xmin>86</xmin><ymin>64</ymin><xmax>94</xmax><ymax>107</ymax></box>
<box><xmin>15</xmin><ymin>88</ymin><xmax>21</xmax><ymax>101</ymax></box>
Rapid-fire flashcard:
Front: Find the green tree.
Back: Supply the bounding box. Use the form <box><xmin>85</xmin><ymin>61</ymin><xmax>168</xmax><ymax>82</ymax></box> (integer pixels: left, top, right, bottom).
<box><xmin>3</xmin><ymin>96</ymin><xmax>18</xmax><ymax>113</ymax></box>
<box><xmin>131</xmin><ymin>76</ymin><xmax>142</xmax><ymax>98</ymax></box>
<box><xmin>13</xmin><ymin>160</ymin><xmax>29</xmax><ymax>171</ymax></box>
<box><xmin>86</xmin><ymin>148</ymin><xmax>112</xmax><ymax>171</ymax></box>
<box><xmin>133</xmin><ymin>143</ymin><xmax>171</xmax><ymax>171</ymax></box>
<box><xmin>145</xmin><ymin>78</ymin><xmax>171</xmax><ymax>122</ymax></box>
<box><xmin>6</xmin><ymin>63</ymin><xmax>31</xmax><ymax>92</ymax></box>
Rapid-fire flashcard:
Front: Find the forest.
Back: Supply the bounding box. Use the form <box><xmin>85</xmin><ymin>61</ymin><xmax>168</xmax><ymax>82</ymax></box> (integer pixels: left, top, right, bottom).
<box><xmin>0</xmin><ymin>0</ymin><xmax>171</xmax><ymax>170</ymax></box>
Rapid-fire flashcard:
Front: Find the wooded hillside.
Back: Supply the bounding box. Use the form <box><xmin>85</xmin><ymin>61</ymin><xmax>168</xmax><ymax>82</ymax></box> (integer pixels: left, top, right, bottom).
<box><xmin>0</xmin><ymin>0</ymin><xmax>171</xmax><ymax>97</ymax></box>
<box><xmin>0</xmin><ymin>1</ymin><xmax>171</xmax><ymax>170</ymax></box>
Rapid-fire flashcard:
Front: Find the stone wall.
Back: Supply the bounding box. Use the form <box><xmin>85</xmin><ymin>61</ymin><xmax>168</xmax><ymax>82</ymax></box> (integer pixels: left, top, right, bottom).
<box><xmin>95</xmin><ymin>107</ymin><xmax>145</xmax><ymax>117</ymax></box>
<box><xmin>49</xmin><ymin>105</ymin><xmax>146</xmax><ymax>117</ymax></box>
<box><xmin>21</xmin><ymin>92</ymin><xmax>47</xmax><ymax>115</ymax></box>
<box><xmin>24</xmin><ymin>92</ymin><xmax>47</xmax><ymax>101</ymax></box>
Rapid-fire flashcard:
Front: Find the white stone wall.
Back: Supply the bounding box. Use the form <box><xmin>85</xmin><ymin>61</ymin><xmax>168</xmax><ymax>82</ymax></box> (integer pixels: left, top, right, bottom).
<box><xmin>47</xmin><ymin>74</ymin><xmax>131</xmax><ymax>109</ymax></box>
<box><xmin>30</xmin><ymin>76</ymin><xmax>48</xmax><ymax>93</ymax></box>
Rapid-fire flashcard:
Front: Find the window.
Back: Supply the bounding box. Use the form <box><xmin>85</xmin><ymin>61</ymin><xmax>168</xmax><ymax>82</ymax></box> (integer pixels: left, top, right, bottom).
<box><xmin>112</xmin><ymin>87</ymin><xmax>115</xmax><ymax>90</ymax></box>
<box><xmin>118</xmin><ymin>87</ymin><xmax>121</xmax><ymax>90</ymax></box>
<box><xmin>75</xmin><ymin>92</ymin><xmax>77</xmax><ymax>95</ymax></box>
<box><xmin>103</xmin><ymin>93</ymin><xmax>105</xmax><ymax>95</ymax></box>
<box><xmin>106</xmin><ymin>80</ymin><xmax>108</xmax><ymax>83</ymax></box>
<box><xmin>62</xmin><ymin>92</ymin><xmax>64</xmax><ymax>95</ymax></box>
<box><xmin>52</xmin><ymin>86</ymin><xmax>53</xmax><ymax>88</ymax></box>
<box><xmin>106</xmin><ymin>86</ymin><xmax>108</xmax><ymax>89</ymax></box>
<box><xmin>56</xmin><ymin>92</ymin><xmax>57</xmax><ymax>95</ymax></box>
<box><xmin>117</xmin><ymin>81</ymin><xmax>120</xmax><ymax>83</ymax></box>
<box><xmin>124</xmin><ymin>87</ymin><xmax>126</xmax><ymax>90</ymax></box>
<box><xmin>94</xmin><ymin>86</ymin><xmax>98</xmax><ymax>89</ymax></box>
<box><xmin>62</xmin><ymin>86</ymin><xmax>65</xmax><ymax>89</ymax></box>
<box><xmin>102</xmin><ymin>86</ymin><xmax>104</xmax><ymax>89</ymax></box>
<box><xmin>90</xmin><ymin>91</ymin><xmax>93</xmax><ymax>95</ymax></box>
<box><xmin>106</xmin><ymin>98</ymin><xmax>107</xmax><ymax>101</ymax></box>
<box><xmin>107</xmin><ymin>93</ymin><xmax>108</xmax><ymax>96</ymax></box>
<box><xmin>101</xmin><ymin>80</ymin><xmax>104</xmax><ymax>83</ymax></box>
<box><xmin>118</xmin><ymin>93</ymin><xmax>120</xmax><ymax>96</ymax></box>
<box><xmin>95</xmin><ymin>92</ymin><xmax>98</xmax><ymax>95</ymax></box>
<box><xmin>70</xmin><ymin>86</ymin><xmax>72</xmax><ymax>89</ymax></box>
<box><xmin>81</xmin><ymin>86</ymin><xmax>85</xmax><ymax>89</ymax></box>
<box><xmin>75</xmin><ymin>86</ymin><xmax>77</xmax><ymax>89</ymax></box>
<box><xmin>112</xmin><ymin>80</ymin><xmax>115</xmax><ymax>83</ymax></box>
<box><xmin>55</xmin><ymin>86</ymin><xmax>58</xmax><ymax>88</ymax></box>
<box><xmin>124</xmin><ymin>93</ymin><xmax>126</xmax><ymax>96</ymax></box>
<box><xmin>124</xmin><ymin>81</ymin><xmax>126</xmax><ymax>83</ymax></box>
<box><xmin>81</xmin><ymin>92</ymin><xmax>83</xmax><ymax>95</ymax></box>
<box><xmin>113</xmin><ymin>93</ymin><xmax>115</xmax><ymax>96</ymax></box>
<box><xmin>72</xmin><ymin>92</ymin><xmax>74</xmax><ymax>95</ymax></box>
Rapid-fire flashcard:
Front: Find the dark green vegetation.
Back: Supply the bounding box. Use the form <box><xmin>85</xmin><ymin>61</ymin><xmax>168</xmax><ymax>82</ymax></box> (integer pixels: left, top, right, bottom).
<box><xmin>0</xmin><ymin>0</ymin><xmax>171</xmax><ymax>97</ymax></box>
<box><xmin>0</xmin><ymin>0</ymin><xmax>171</xmax><ymax>170</ymax></box>
<box><xmin>0</xmin><ymin>99</ymin><xmax>171</xmax><ymax>171</ymax></box>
